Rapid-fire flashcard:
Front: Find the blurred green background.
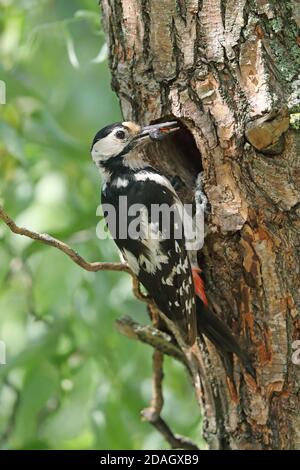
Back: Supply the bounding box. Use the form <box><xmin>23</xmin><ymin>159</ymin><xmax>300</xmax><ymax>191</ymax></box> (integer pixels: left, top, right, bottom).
<box><xmin>0</xmin><ymin>0</ymin><xmax>202</xmax><ymax>450</ymax></box>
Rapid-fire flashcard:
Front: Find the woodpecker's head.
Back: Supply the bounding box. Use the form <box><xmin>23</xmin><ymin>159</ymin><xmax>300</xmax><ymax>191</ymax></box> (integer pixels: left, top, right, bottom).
<box><xmin>91</xmin><ymin>120</ymin><xmax>179</xmax><ymax>164</ymax></box>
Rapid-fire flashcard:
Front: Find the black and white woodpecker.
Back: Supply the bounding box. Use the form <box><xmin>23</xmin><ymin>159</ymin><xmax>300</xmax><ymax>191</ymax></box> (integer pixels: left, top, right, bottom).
<box><xmin>91</xmin><ymin>121</ymin><xmax>254</xmax><ymax>381</ymax></box>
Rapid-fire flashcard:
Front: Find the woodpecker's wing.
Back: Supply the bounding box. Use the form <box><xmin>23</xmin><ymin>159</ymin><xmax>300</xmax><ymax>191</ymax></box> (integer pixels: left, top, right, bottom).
<box><xmin>102</xmin><ymin>172</ymin><xmax>197</xmax><ymax>345</ymax></box>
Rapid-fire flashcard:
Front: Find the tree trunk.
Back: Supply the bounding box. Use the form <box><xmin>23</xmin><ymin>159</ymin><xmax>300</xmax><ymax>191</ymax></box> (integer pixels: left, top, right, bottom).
<box><xmin>100</xmin><ymin>0</ymin><xmax>300</xmax><ymax>450</ymax></box>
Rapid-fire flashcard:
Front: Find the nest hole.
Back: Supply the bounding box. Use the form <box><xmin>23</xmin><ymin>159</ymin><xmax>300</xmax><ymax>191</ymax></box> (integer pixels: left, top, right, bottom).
<box><xmin>146</xmin><ymin>116</ymin><xmax>203</xmax><ymax>203</ymax></box>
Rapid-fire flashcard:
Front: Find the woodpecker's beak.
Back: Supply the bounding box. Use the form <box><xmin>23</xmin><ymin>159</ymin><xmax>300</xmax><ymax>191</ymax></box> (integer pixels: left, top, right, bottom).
<box><xmin>138</xmin><ymin>121</ymin><xmax>180</xmax><ymax>142</ymax></box>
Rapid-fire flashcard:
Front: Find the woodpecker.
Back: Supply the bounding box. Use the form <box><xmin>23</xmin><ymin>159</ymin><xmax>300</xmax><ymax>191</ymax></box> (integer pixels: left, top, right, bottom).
<box><xmin>91</xmin><ymin>121</ymin><xmax>254</xmax><ymax>380</ymax></box>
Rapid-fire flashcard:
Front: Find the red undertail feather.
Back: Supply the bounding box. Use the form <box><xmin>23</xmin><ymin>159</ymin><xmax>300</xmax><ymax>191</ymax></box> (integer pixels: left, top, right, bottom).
<box><xmin>192</xmin><ymin>267</ymin><xmax>208</xmax><ymax>307</ymax></box>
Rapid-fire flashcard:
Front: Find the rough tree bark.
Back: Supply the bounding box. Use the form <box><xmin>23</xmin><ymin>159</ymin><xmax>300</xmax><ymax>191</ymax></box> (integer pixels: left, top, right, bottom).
<box><xmin>100</xmin><ymin>0</ymin><xmax>300</xmax><ymax>449</ymax></box>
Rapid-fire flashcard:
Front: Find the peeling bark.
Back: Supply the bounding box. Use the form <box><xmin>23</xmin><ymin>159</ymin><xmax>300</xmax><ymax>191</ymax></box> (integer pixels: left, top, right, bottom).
<box><xmin>100</xmin><ymin>0</ymin><xmax>300</xmax><ymax>449</ymax></box>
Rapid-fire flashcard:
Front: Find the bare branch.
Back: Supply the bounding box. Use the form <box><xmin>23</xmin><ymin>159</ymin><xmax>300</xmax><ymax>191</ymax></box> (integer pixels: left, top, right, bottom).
<box><xmin>116</xmin><ymin>298</ymin><xmax>201</xmax><ymax>449</ymax></box>
<box><xmin>115</xmin><ymin>315</ymin><xmax>187</xmax><ymax>365</ymax></box>
<box><xmin>0</xmin><ymin>206</ymin><xmax>131</xmax><ymax>274</ymax></box>
<box><xmin>141</xmin><ymin>350</ymin><xmax>199</xmax><ymax>451</ymax></box>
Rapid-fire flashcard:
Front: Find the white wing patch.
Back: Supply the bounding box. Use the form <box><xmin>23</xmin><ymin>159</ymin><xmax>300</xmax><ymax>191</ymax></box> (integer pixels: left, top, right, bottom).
<box><xmin>138</xmin><ymin>218</ymin><xmax>169</xmax><ymax>274</ymax></box>
<box><xmin>185</xmin><ymin>299</ymin><xmax>193</xmax><ymax>313</ymax></box>
<box><xmin>139</xmin><ymin>248</ymin><xmax>169</xmax><ymax>274</ymax></box>
<box><xmin>169</xmin><ymin>251</ymin><xmax>195</xmax><ymax>323</ymax></box>
<box><xmin>113</xmin><ymin>177</ymin><xmax>129</xmax><ymax>188</ymax></box>
<box><xmin>122</xmin><ymin>249</ymin><xmax>140</xmax><ymax>275</ymax></box>
<box><xmin>134</xmin><ymin>171</ymin><xmax>178</xmax><ymax>196</ymax></box>
<box><xmin>162</xmin><ymin>266</ymin><xmax>176</xmax><ymax>286</ymax></box>
<box><xmin>182</xmin><ymin>280</ymin><xmax>190</xmax><ymax>294</ymax></box>
<box><xmin>175</xmin><ymin>257</ymin><xmax>189</xmax><ymax>275</ymax></box>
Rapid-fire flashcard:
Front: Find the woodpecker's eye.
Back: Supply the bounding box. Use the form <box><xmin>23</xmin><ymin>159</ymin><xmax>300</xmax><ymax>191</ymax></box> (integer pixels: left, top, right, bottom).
<box><xmin>115</xmin><ymin>130</ymin><xmax>126</xmax><ymax>140</ymax></box>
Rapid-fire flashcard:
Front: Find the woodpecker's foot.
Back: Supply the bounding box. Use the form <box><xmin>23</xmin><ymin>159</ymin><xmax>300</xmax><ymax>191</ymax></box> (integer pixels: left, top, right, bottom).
<box><xmin>195</xmin><ymin>172</ymin><xmax>210</xmax><ymax>215</ymax></box>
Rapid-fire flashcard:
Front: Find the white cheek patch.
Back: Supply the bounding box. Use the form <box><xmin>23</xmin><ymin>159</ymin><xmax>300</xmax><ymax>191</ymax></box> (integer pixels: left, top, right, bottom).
<box><xmin>92</xmin><ymin>134</ymin><xmax>126</xmax><ymax>161</ymax></box>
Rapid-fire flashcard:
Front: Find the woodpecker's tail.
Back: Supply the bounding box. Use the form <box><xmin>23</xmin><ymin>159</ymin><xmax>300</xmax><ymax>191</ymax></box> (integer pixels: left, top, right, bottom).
<box><xmin>192</xmin><ymin>268</ymin><xmax>255</xmax><ymax>379</ymax></box>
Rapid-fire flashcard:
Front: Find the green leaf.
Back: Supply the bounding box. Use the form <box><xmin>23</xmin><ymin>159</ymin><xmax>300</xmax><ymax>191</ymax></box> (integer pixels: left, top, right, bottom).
<box><xmin>40</xmin><ymin>360</ymin><xmax>97</xmax><ymax>446</ymax></box>
<box><xmin>9</xmin><ymin>361</ymin><xmax>59</xmax><ymax>449</ymax></box>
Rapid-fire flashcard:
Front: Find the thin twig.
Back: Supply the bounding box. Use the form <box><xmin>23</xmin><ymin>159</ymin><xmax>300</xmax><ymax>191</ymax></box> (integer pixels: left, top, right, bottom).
<box><xmin>0</xmin><ymin>206</ymin><xmax>131</xmax><ymax>274</ymax></box>
<box><xmin>131</xmin><ymin>275</ymin><xmax>150</xmax><ymax>303</ymax></box>
<box><xmin>141</xmin><ymin>350</ymin><xmax>199</xmax><ymax>450</ymax></box>
<box><xmin>143</xmin><ymin>350</ymin><xmax>164</xmax><ymax>417</ymax></box>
